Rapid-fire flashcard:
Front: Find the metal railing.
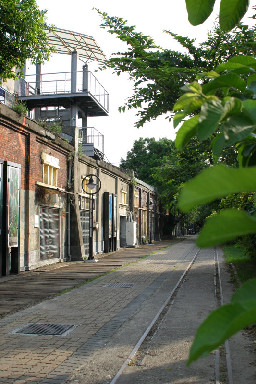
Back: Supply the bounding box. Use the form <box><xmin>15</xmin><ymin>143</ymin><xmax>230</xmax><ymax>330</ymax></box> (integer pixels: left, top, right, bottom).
<box><xmin>0</xmin><ymin>87</ymin><xmax>15</xmax><ymax>108</ymax></box>
<box><xmin>22</xmin><ymin>71</ymin><xmax>109</xmax><ymax>112</ymax></box>
<box><xmin>79</xmin><ymin>127</ymin><xmax>104</xmax><ymax>155</ymax></box>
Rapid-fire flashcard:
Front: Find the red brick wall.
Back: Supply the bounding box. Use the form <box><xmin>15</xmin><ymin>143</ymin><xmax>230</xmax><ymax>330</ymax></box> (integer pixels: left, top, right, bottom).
<box><xmin>0</xmin><ymin>118</ymin><xmax>68</xmax><ymax>191</ymax></box>
<box><xmin>0</xmin><ymin>124</ymin><xmax>27</xmax><ymax>189</ymax></box>
<box><xmin>29</xmin><ymin>136</ymin><xmax>68</xmax><ymax>191</ymax></box>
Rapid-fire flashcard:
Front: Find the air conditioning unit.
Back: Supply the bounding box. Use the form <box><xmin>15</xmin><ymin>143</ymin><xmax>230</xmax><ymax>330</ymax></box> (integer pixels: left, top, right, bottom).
<box><xmin>126</xmin><ymin>221</ymin><xmax>137</xmax><ymax>247</ymax></box>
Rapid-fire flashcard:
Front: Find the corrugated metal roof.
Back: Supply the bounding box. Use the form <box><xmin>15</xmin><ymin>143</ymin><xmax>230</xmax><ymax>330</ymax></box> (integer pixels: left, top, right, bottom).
<box><xmin>46</xmin><ymin>27</ymin><xmax>106</xmax><ymax>62</ymax></box>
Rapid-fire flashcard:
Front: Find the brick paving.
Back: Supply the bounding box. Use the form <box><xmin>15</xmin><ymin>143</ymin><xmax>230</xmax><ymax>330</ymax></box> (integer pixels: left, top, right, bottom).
<box><xmin>0</xmin><ymin>238</ymin><xmax>197</xmax><ymax>384</ymax></box>
<box><xmin>0</xmin><ymin>240</ymin><xmax>177</xmax><ymax>319</ymax></box>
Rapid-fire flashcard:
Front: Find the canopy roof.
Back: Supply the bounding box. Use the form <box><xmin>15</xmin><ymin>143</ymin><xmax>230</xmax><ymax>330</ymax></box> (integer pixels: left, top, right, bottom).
<box><xmin>47</xmin><ymin>27</ymin><xmax>106</xmax><ymax>62</ymax></box>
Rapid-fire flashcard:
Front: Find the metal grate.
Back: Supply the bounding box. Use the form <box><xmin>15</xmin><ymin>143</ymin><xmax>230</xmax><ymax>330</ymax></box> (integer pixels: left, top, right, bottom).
<box><xmin>13</xmin><ymin>323</ymin><xmax>76</xmax><ymax>336</ymax></box>
<box><xmin>103</xmin><ymin>283</ymin><xmax>135</xmax><ymax>289</ymax></box>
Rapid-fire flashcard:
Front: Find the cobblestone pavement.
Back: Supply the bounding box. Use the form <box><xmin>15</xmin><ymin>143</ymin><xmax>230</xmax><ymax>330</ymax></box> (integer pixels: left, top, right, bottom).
<box><xmin>0</xmin><ymin>238</ymin><xmax>194</xmax><ymax>383</ymax></box>
<box><xmin>0</xmin><ymin>240</ymin><xmax>176</xmax><ymax>318</ymax></box>
<box><xmin>0</xmin><ymin>238</ymin><xmax>255</xmax><ymax>384</ymax></box>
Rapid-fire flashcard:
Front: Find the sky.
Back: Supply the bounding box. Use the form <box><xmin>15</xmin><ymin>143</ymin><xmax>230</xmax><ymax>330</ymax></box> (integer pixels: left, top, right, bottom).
<box><xmin>35</xmin><ymin>0</ymin><xmax>253</xmax><ymax>166</ymax></box>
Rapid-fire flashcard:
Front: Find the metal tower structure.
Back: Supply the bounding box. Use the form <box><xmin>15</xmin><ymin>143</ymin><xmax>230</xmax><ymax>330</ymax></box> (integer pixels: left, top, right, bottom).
<box><xmin>19</xmin><ymin>27</ymin><xmax>109</xmax><ymax>161</ymax></box>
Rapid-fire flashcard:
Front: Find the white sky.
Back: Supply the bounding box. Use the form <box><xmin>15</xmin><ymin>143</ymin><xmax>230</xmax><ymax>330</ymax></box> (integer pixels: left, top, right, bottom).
<box><xmin>35</xmin><ymin>0</ymin><xmax>253</xmax><ymax>166</ymax></box>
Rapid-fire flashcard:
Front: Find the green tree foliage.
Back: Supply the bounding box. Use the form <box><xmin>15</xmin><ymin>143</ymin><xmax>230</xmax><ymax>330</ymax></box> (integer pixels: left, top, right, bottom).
<box><xmin>99</xmin><ymin>1</ymin><xmax>256</xmax><ymax>365</ymax></box>
<box><xmin>175</xmin><ymin>58</ymin><xmax>256</xmax><ymax>241</ymax></box>
<box><xmin>153</xmin><ymin>139</ymin><xmax>210</xmax><ymax>207</ymax></box>
<box><xmin>189</xmin><ymin>278</ymin><xmax>256</xmax><ymax>364</ymax></box>
<box><xmin>153</xmin><ymin>139</ymin><xmax>218</xmax><ymax>233</ymax></box>
<box><xmin>185</xmin><ymin>0</ymin><xmax>250</xmax><ymax>31</ymax></box>
<box><xmin>121</xmin><ymin>137</ymin><xmax>216</xmax><ymax>233</ymax></box>
<box><xmin>175</xmin><ymin>1</ymin><xmax>256</xmax><ymax>365</ymax></box>
<box><xmin>98</xmin><ymin>9</ymin><xmax>256</xmax><ymax>128</ymax></box>
<box><xmin>120</xmin><ymin>138</ymin><xmax>175</xmax><ymax>185</ymax></box>
<box><xmin>0</xmin><ymin>0</ymin><xmax>53</xmax><ymax>81</ymax></box>
<box><xmin>174</xmin><ymin>55</ymin><xmax>256</xmax><ymax>363</ymax></box>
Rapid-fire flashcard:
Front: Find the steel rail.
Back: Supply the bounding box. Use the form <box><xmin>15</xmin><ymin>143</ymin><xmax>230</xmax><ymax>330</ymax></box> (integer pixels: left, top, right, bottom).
<box><xmin>109</xmin><ymin>247</ymin><xmax>201</xmax><ymax>384</ymax></box>
<box><xmin>215</xmin><ymin>248</ymin><xmax>234</xmax><ymax>384</ymax></box>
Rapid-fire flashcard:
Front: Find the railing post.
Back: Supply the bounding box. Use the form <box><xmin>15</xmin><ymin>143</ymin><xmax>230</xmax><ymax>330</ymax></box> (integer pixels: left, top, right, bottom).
<box><xmin>71</xmin><ymin>51</ymin><xmax>78</xmax><ymax>93</ymax></box>
<box><xmin>20</xmin><ymin>65</ymin><xmax>26</xmax><ymax>96</ymax></box>
<box><xmin>36</xmin><ymin>61</ymin><xmax>41</xmax><ymax>95</ymax></box>
<box><xmin>34</xmin><ymin>61</ymin><xmax>41</xmax><ymax>120</ymax></box>
<box><xmin>83</xmin><ymin>64</ymin><xmax>89</xmax><ymax>92</ymax></box>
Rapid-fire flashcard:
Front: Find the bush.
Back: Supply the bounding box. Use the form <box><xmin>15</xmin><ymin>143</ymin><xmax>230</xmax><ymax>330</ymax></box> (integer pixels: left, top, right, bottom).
<box><xmin>12</xmin><ymin>102</ymin><xmax>28</xmax><ymax>116</ymax></box>
<box><xmin>38</xmin><ymin>120</ymin><xmax>62</xmax><ymax>135</ymax></box>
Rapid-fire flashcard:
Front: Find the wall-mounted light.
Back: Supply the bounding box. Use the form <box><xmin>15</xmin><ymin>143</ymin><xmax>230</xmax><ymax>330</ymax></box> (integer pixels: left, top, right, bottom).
<box><xmin>87</xmin><ymin>176</ymin><xmax>96</xmax><ymax>190</ymax></box>
<box><xmin>81</xmin><ymin>174</ymin><xmax>101</xmax><ymax>262</ymax></box>
<box><xmin>82</xmin><ymin>174</ymin><xmax>101</xmax><ymax>195</ymax></box>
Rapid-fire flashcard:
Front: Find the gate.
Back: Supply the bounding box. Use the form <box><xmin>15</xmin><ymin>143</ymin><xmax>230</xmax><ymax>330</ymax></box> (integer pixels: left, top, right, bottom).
<box><xmin>39</xmin><ymin>207</ymin><xmax>60</xmax><ymax>260</ymax></box>
<box><xmin>80</xmin><ymin>209</ymin><xmax>89</xmax><ymax>256</ymax></box>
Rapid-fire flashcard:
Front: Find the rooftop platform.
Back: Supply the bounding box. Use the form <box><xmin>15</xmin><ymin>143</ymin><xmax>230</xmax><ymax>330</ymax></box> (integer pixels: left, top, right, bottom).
<box><xmin>19</xmin><ymin>70</ymin><xmax>109</xmax><ymax>117</ymax></box>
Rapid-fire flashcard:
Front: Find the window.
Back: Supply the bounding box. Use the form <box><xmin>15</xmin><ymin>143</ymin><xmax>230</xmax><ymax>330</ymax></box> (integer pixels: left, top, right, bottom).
<box><xmin>80</xmin><ymin>196</ymin><xmax>90</xmax><ymax>210</ymax></box>
<box><xmin>134</xmin><ymin>192</ymin><xmax>139</xmax><ymax>208</ymax></box>
<box><xmin>121</xmin><ymin>190</ymin><xmax>127</xmax><ymax>205</ymax></box>
<box><xmin>41</xmin><ymin>152</ymin><xmax>60</xmax><ymax>187</ymax></box>
<box><xmin>43</xmin><ymin>164</ymin><xmax>58</xmax><ymax>187</ymax></box>
<box><xmin>142</xmin><ymin>210</ymin><xmax>147</xmax><ymax>238</ymax></box>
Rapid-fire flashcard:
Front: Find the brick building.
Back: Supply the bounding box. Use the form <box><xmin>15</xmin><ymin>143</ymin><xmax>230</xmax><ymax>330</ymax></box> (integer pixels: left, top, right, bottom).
<box><xmin>0</xmin><ymin>27</ymin><xmax>160</xmax><ymax>276</ymax></box>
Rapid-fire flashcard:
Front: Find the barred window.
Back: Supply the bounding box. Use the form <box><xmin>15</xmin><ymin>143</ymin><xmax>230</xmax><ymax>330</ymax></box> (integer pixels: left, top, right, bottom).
<box><xmin>121</xmin><ymin>190</ymin><xmax>127</xmax><ymax>205</ymax></box>
<box><xmin>41</xmin><ymin>152</ymin><xmax>60</xmax><ymax>187</ymax></box>
<box><xmin>43</xmin><ymin>164</ymin><xmax>58</xmax><ymax>187</ymax></box>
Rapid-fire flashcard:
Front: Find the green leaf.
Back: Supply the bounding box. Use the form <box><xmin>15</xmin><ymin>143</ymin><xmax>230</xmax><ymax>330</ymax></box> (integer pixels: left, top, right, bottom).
<box><xmin>206</xmin><ymin>71</ymin><xmax>220</xmax><ymax>78</ymax></box>
<box><xmin>211</xmin><ymin>133</ymin><xmax>225</xmax><ymax>160</ymax></box>
<box><xmin>189</xmin><ymin>81</ymin><xmax>203</xmax><ymax>94</ymax></box>
<box><xmin>197</xmin><ymin>100</ymin><xmax>223</xmax><ymax>140</ymax></box>
<box><xmin>248</xmin><ymin>81</ymin><xmax>256</xmax><ymax>98</ymax></box>
<box><xmin>223</xmin><ymin>113</ymin><xmax>255</xmax><ymax>145</ymax></box>
<box><xmin>173</xmin><ymin>93</ymin><xmax>202</xmax><ymax>111</ymax></box>
<box><xmin>221</xmin><ymin>97</ymin><xmax>242</xmax><ymax>120</ymax></box>
<box><xmin>185</xmin><ymin>0</ymin><xmax>216</xmax><ymax>25</ymax></box>
<box><xmin>238</xmin><ymin>139</ymin><xmax>256</xmax><ymax>167</ymax></box>
<box><xmin>219</xmin><ymin>0</ymin><xmax>250</xmax><ymax>32</ymax></box>
<box><xmin>232</xmin><ymin>279</ymin><xmax>256</xmax><ymax>303</ymax></box>
<box><xmin>203</xmin><ymin>73</ymin><xmax>246</xmax><ymax>94</ymax></box>
<box><xmin>216</xmin><ymin>62</ymin><xmax>253</xmax><ymax>74</ymax></box>
<box><xmin>188</xmin><ymin>278</ymin><xmax>256</xmax><ymax>365</ymax></box>
<box><xmin>178</xmin><ymin>165</ymin><xmax>256</xmax><ymax>212</ymax></box>
<box><xmin>197</xmin><ymin>209</ymin><xmax>256</xmax><ymax>247</ymax></box>
<box><xmin>247</xmin><ymin>74</ymin><xmax>256</xmax><ymax>86</ymax></box>
<box><xmin>175</xmin><ymin>116</ymin><xmax>199</xmax><ymax>151</ymax></box>
<box><xmin>229</xmin><ymin>55</ymin><xmax>256</xmax><ymax>66</ymax></box>
<box><xmin>242</xmin><ymin>100</ymin><xmax>256</xmax><ymax>123</ymax></box>
<box><xmin>173</xmin><ymin>111</ymin><xmax>187</xmax><ymax>129</ymax></box>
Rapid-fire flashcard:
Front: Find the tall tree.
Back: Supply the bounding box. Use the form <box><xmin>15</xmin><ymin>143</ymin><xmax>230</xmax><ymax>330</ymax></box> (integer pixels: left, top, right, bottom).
<box><xmin>0</xmin><ymin>0</ymin><xmax>53</xmax><ymax>81</ymax></box>
<box><xmin>121</xmin><ymin>137</ymin><xmax>217</xmax><ymax>234</ymax></box>
<box><xmin>120</xmin><ymin>138</ymin><xmax>175</xmax><ymax>185</ymax></box>
<box><xmin>98</xmin><ymin>1</ymin><xmax>256</xmax><ymax>362</ymax></box>
<box><xmin>98</xmin><ymin>10</ymin><xmax>256</xmax><ymax>128</ymax></box>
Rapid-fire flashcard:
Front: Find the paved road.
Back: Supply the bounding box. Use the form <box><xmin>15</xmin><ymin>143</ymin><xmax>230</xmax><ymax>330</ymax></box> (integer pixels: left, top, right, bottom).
<box><xmin>0</xmin><ymin>241</ymin><xmax>175</xmax><ymax>318</ymax></box>
<box><xmin>0</xmin><ymin>238</ymin><xmax>255</xmax><ymax>384</ymax></box>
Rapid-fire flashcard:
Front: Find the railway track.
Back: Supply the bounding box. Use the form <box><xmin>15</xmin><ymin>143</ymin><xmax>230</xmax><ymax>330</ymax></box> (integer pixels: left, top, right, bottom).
<box><xmin>107</xmin><ymin>247</ymin><xmax>234</xmax><ymax>384</ymax></box>
<box><xmin>65</xmin><ymin>242</ymin><xmax>236</xmax><ymax>384</ymax></box>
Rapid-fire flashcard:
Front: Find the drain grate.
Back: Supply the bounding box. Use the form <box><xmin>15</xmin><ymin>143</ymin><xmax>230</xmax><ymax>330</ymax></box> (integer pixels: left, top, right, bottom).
<box><xmin>103</xmin><ymin>282</ymin><xmax>135</xmax><ymax>288</ymax></box>
<box><xmin>13</xmin><ymin>323</ymin><xmax>76</xmax><ymax>336</ymax></box>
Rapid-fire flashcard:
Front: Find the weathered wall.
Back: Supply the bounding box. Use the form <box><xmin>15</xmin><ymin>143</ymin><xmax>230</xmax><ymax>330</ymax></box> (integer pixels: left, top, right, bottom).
<box><xmin>0</xmin><ymin>104</ymin><xmax>71</xmax><ymax>272</ymax></box>
<box><xmin>0</xmin><ymin>103</ymin><xmax>159</xmax><ymax>274</ymax></box>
